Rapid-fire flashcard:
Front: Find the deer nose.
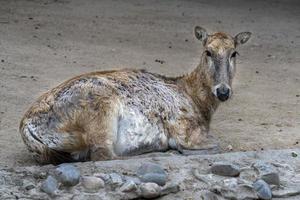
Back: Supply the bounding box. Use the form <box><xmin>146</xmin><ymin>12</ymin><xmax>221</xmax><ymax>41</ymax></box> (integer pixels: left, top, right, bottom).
<box><xmin>216</xmin><ymin>86</ymin><xmax>230</xmax><ymax>102</ymax></box>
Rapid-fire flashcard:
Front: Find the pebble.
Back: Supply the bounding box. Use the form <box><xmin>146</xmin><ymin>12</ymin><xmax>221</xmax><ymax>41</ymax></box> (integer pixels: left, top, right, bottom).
<box><xmin>140</xmin><ymin>173</ymin><xmax>167</xmax><ymax>186</ymax></box>
<box><xmin>140</xmin><ymin>182</ymin><xmax>161</xmax><ymax>199</ymax></box>
<box><xmin>137</xmin><ymin>163</ymin><xmax>166</xmax><ymax>176</ymax></box>
<box><xmin>223</xmin><ymin>178</ymin><xmax>238</xmax><ymax>188</ymax></box>
<box><xmin>23</xmin><ymin>180</ymin><xmax>35</xmax><ymax>190</ymax></box>
<box><xmin>137</xmin><ymin>163</ymin><xmax>167</xmax><ymax>186</ymax></box>
<box><xmin>81</xmin><ymin>176</ymin><xmax>105</xmax><ymax>193</ymax></box>
<box><xmin>40</xmin><ymin>176</ymin><xmax>58</xmax><ymax>196</ymax></box>
<box><xmin>54</xmin><ymin>164</ymin><xmax>81</xmax><ymax>186</ymax></box>
<box><xmin>227</xmin><ymin>145</ymin><xmax>233</xmax><ymax>151</ymax></box>
<box><xmin>119</xmin><ymin>180</ymin><xmax>137</xmax><ymax>192</ymax></box>
<box><xmin>291</xmin><ymin>151</ymin><xmax>298</xmax><ymax>157</ymax></box>
<box><xmin>239</xmin><ymin>168</ymin><xmax>258</xmax><ymax>182</ymax></box>
<box><xmin>253</xmin><ymin>161</ymin><xmax>280</xmax><ymax>185</ymax></box>
<box><xmin>109</xmin><ymin>173</ymin><xmax>123</xmax><ymax>186</ymax></box>
<box><xmin>253</xmin><ymin>179</ymin><xmax>272</xmax><ymax>200</ymax></box>
<box><xmin>211</xmin><ymin>162</ymin><xmax>240</xmax><ymax>177</ymax></box>
<box><xmin>123</xmin><ymin>176</ymin><xmax>142</xmax><ymax>185</ymax></box>
<box><xmin>94</xmin><ymin>173</ymin><xmax>110</xmax><ymax>183</ymax></box>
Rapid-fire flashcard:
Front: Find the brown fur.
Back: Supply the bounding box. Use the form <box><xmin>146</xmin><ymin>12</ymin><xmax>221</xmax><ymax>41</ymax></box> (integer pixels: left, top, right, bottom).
<box><xmin>19</xmin><ymin>28</ymin><xmax>251</xmax><ymax>164</ymax></box>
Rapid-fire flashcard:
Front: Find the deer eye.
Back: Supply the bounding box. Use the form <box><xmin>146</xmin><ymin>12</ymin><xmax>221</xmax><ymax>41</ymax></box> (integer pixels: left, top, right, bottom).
<box><xmin>231</xmin><ymin>51</ymin><xmax>239</xmax><ymax>58</ymax></box>
<box><xmin>205</xmin><ymin>50</ymin><xmax>212</xmax><ymax>57</ymax></box>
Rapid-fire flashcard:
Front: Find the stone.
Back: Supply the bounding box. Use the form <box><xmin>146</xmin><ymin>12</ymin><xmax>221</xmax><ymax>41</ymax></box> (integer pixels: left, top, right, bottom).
<box><xmin>253</xmin><ymin>161</ymin><xmax>280</xmax><ymax>185</ymax></box>
<box><xmin>81</xmin><ymin>176</ymin><xmax>105</xmax><ymax>193</ymax></box>
<box><xmin>23</xmin><ymin>180</ymin><xmax>35</xmax><ymax>190</ymax></box>
<box><xmin>261</xmin><ymin>172</ymin><xmax>280</xmax><ymax>186</ymax></box>
<box><xmin>54</xmin><ymin>164</ymin><xmax>81</xmax><ymax>186</ymax></box>
<box><xmin>223</xmin><ymin>178</ymin><xmax>238</xmax><ymax>188</ymax></box>
<box><xmin>140</xmin><ymin>173</ymin><xmax>167</xmax><ymax>186</ymax></box>
<box><xmin>211</xmin><ymin>162</ymin><xmax>240</xmax><ymax>177</ymax></box>
<box><xmin>137</xmin><ymin>163</ymin><xmax>166</xmax><ymax>176</ymax></box>
<box><xmin>227</xmin><ymin>145</ymin><xmax>233</xmax><ymax>151</ymax></box>
<box><xmin>94</xmin><ymin>173</ymin><xmax>110</xmax><ymax>183</ymax></box>
<box><xmin>291</xmin><ymin>151</ymin><xmax>298</xmax><ymax>157</ymax></box>
<box><xmin>120</xmin><ymin>180</ymin><xmax>137</xmax><ymax>192</ymax></box>
<box><xmin>109</xmin><ymin>173</ymin><xmax>123</xmax><ymax>186</ymax></box>
<box><xmin>239</xmin><ymin>168</ymin><xmax>258</xmax><ymax>182</ymax></box>
<box><xmin>40</xmin><ymin>176</ymin><xmax>58</xmax><ymax>196</ymax></box>
<box><xmin>253</xmin><ymin>179</ymin><xmax>272</xmax><ymax>200</ymax></box>
<box><xmin>137</xmin><ymin>163</ymin><xmax>167</xmax><ymax>186</ymax></box>
<box><xmin>140</xmin><ymin>182</ymin><xmax>161</xmax><ymax>199</ymax></box>
<box><xmin>123</xmin><ymin>176</ymin><xmax>142</xmax><ymax>185</ymax></box>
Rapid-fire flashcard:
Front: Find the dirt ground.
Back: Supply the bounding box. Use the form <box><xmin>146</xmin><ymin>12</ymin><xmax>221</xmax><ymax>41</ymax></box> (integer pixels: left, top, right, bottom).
<box><xmin>0</xmin><ymin>0</ymin><xmax>299</xmax><ymax>167</ymax></box>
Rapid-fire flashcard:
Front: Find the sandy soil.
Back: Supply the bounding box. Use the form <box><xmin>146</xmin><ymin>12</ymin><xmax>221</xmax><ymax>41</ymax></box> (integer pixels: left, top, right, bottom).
<box><xmin>0</xmin><ymin>0</ymin><xmax>299</xmax><ymax>167</ymax></box>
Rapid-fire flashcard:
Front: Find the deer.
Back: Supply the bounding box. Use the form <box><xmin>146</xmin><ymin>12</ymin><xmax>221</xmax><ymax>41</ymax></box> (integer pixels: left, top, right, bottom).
<box><xmin>19</xmin><ymin>26</ymin><xmax>251</xmax><ymax>164</ymax></box>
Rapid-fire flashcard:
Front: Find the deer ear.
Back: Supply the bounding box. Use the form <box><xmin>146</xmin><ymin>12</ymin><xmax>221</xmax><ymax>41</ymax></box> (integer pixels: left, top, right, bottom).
<box><xmin>194</xmin><ymin>26</ymin><xmax>208</xmax><ymax>44</ymax></box>
<box><xmin>234</xmin><ymin>32</ymin><xmax>252</xmax><ymax>46</ymax></box>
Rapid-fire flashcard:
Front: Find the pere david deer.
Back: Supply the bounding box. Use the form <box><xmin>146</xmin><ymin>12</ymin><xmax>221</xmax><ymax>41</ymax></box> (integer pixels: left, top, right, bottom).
<box><xmin>19</xmin><ymin>26</ymin><xmax>251</xmax><ymax>164</ymax></box>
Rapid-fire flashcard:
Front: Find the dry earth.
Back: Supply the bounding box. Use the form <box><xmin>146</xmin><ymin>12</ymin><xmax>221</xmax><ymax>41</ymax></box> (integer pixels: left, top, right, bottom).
<box><xmin>0</xmin><ymin>0</ymin><xmax>299</xmax><ymax>168</ymax></box>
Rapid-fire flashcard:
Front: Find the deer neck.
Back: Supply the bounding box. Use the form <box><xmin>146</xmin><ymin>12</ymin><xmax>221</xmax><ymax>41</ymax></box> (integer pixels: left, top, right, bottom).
<box><xmin>178</xmin><ymin>59</ymin><xmax>220</xmax><ymax>124</ymax></box>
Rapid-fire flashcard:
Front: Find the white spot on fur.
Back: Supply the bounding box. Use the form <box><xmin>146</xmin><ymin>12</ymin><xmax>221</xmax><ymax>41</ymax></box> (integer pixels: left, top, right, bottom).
<box><xmin>114</xmin><ymin>103</ymin><xmax>168</xmax><ymax>155</ymax></box>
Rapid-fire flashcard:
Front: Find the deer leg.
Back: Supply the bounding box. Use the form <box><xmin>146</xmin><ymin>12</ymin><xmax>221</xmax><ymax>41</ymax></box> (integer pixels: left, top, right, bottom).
<box><xmin>178</xmin><ymin>144</ymin><xmax>221</xmax><ymax>155</ymax></box>
<box><xmin>170</xmin><ymin>129</ymin><xmax>221</xmax><ymax>155</ymax></box>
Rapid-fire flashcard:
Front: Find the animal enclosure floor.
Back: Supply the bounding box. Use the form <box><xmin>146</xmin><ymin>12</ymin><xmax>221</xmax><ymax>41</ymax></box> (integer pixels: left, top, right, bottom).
<box><xmin>0</xmin><ymin>0</ymin><xmax>299</xmax><ymax>167</ymax></box>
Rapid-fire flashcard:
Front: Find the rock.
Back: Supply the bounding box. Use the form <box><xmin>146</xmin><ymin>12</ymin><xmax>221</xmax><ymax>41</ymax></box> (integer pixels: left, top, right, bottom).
<box><xmin>137</xmin><ymin>163</ymin><xmax>167</xmax><ymax>186</ymax></box>
<box><xmin>239</xmin><ymin>168</ymin><xmax>258</xmax><ymax>182</ymax></box>
<box><xmin>161</xmin><ymin>182</ymin><xmax>180</xmax><ymax>195</ymax></box>
<box><xmin>211</xmin><ymin>162</ymin><xmax>240</xmax><ymax>177</ymax></box>
<box><xmin>253</xmin><ymin>179</ymin><xmax>272</xmax><ymax>200</ymax></box>
<box><xmin>253</xmin><ymin>161</ymin><xmax>280</xmax><ymax>185</ymax></box>
<box><xmin>94</xmin><ymin>173</ymin><xmax>110</xmax><ymax>183</ymax></box>
<box><xmin>40</xmin><ymin>176</ymin><xmax>58</xmax><ymax>196</ymax></box>
<box><xmin>23</xmin><ymin>180</ymin><xmax>35</xmax><ymax>190</ymax></box>
<box><xmin>140</xmin><ymin>182</ymin><xmax>161</xmax><ymax>199</ymax></box>
<box><xmin>120</xmin><ymin>180</ymin><xmax>137</xmax><ymax>192</ymax></box>
<box><xmin>81</xmin><ymin>176</ymin><xmax>105</xmax><ymax>193</ymax></box>
<box><xmin>54</xmin><ymin>164</ymin><xmax>81</xmax><ymax>186</ymax></box>
<box><xmin>123</xmin><ymin>176</ymin><xmax>141</xmax><ymax>185</ymax></box>
<box><xmin>291</xmin><ymin>151</ymin><xmax>298</xmax><ymax>157</ymax></box>
<box><xmin>109</xmin><ymin>173</ymin><xmax>123</xmax><ymax>187</ymax></box>
<box><xmin>223</xmin><ymin>178</ymin><xmax>238</xmax><ymax>188</ymax></box>
<box><xmin>261</xmin><ymin>172</ymin><xmax>280</xmax><ymax>186</ymax></box>
<box><xmin>226</xmin><ymin>145</ymin><xmax>233</xmax><ymax>151</ymax></box>
<box><xmin>140</xmin><ymin>173</ymin><xmax>167</xmax><ymax>186</ymax></box>
<box><xmin>137</xmin><ymin>163</ymin><xmax>166</xmax><ymax>176</ymax></box>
